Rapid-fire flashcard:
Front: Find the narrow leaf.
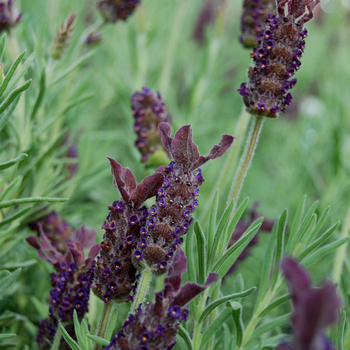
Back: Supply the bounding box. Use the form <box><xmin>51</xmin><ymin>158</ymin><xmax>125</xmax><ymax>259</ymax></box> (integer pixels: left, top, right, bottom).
<box><xmin>194</xmin><ymin>221</ymin><xmax>207</xmax><ymax>285</ymax></box>
<box><xmin>86</xmin><ymin>334</ymin><xmax>110</xmax><ymax>346</ymax></box>
<box><xmin>105</xmin><ymin>302</ymin><xmax>118</xmax><ymax>342</ymax></box>
<box><xmin>0</xmin><ymin>206</ymin><xmax>32</xmax><ymax>227</ymax></box>
<box><xmin>0</xmin><ymin>35</ymin><xmax>5</xmax><ymax>60</ymax></box>
<box><xmin>258</xmin><ymin>294</ymin><xmax>291</xmax><ymax>318</ymax></box>
<box><xmin>207</xmin><ymin>190</ymin><xmax>219</xmax><ymax>266</ymax></box>
<box><xmin>185</xmin><ymin>226</ymin><xmax>196</xmax><ymax>283</ymax></box>
<box><xmin>338</xmin><ymin>310</ymin><xmax>346</xmax><ymax>350</ymax></box>
<box><xmin>178</xmin><ymin>325</ymin><xmax>193</xmax><ymax>350</ymax></box>
<box><xmin>0</xmin><ymin>268</ymin><xmax>21</xmax><ymax>295</ymax></box>
<box><xmin>0</xmin><ymin>153</ymin><xmax>27</xmax><ymax>171</ymax></box>
<box><xmin>230</xmin><ymin>301</ymin><xmax>244</xmax><ymax>347</ymax></box>
<box><xmin>0</xmin><ymin>94</ymin><xmax>19</xmax><ymax>132</ymax></box>
<box><xmin>0</xmin><ymin>197</ymin><xmax>68</xmax><ymax>209</ymax></box>
<box><xmin>30</xmin><ymin>67</ymin><xmax>46</xmax><ymax>120</ymax></box>
<box><xmin>59</xmin><ymin>324</ymin><xmax>81</xmax><ymax>350</ymax></box>
<box><xmin>305</xmin><ymin>206</ymin><xmax>330</xmax><ymax>245</ymax></box>
<box><xmin>199</xmin><ymin>287</ymin><xmax>256</xmax><ymax>323</ymax></box>
<box><xmin>0</xmin><ymin>333</ymin><xmax>16</xmax><ymax>339</ymax></box>
<box><xmin>73</xmin><ymin>310</ymin><xmax>85</xmax><ymax>348</ymax></box>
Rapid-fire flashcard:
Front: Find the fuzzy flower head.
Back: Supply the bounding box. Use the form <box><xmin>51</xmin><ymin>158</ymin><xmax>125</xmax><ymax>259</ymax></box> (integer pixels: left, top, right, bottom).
<box><xmin>239</xmin><ymin>0</ymin><xmax>276</xmax><ymax>48</ymax></box>
<box><xmin>131</xmin><ymin>123</ymin><xmax>234</xmax><ymax>275</ymax></box>
<box><xmin>98</xmin><ymin>0</ymin><xmax>140</xmax><ymax>23</ymax></box>
<box><xmin>238</xmin><ymin>0</ymin><xmax>320</xmax><ymax>118</ymax></box>
<box><xmin>92</xmin><ymin>158</ymin><xmax>164</xmax><ymax>303</ymax></box>
<box><xmin>102</xmin><ymin>249</ymin><xmax>219</xmax><ymax>350</ymax></box>
<box><xmin>0</xmin><ymin>0</ymin><xmax>22</xmax><ymax>32</ymax></box>
<box><xmin>278</xmin><ymin>257</ymin><xmax>340</xmax><ymax>350</ymax></box>
<box><xmin>132</xmin><ymin>87</ymin><xmax>171</xmax><ymax>164</ymax></box>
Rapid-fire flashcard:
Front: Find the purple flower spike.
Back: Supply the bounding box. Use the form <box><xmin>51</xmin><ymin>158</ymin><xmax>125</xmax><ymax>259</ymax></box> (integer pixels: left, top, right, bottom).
<box><xmin>98</xmin><ymin>0</ymin><xmax>140</xmax><ymax>23</ymax></box>
<box><xmin>239</xmin><ymin>0</ymin><xmax>320</xmax><ymax>118</ymax></box>
<box><xmin>0</xmin><ymin>0</ymin><xmax>21</xmax><ymax>32</ymax></box>
<box><xmin>102</xmin><ymin>249</ymin><xmax>219</xmax><ymax>350</ymax></box>
<box><xmin>131</xmin><ymin>87</ymin><xmax>171</xmax><ymax>163</ymax></box>
<box><xmin>277</xmin><ymin>257</ymin><xmax>341</xmax><ymax>350</ymax></box>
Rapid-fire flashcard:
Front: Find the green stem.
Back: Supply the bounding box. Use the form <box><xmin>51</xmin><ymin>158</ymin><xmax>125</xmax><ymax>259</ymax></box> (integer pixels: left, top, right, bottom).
<box><xmin>199</xmin><ymin>107</ymin><xmax>251</xmax><ymax>224</ymax></box>
<box><xmin>158</xmin><ymin>0</ymin><xmax>189</xmax><ymax>97</ymax></box>
<box><xmin>332</xmin><ymin>206</ymin><xmax>350</xmax><ymax>284</ymax></box>
<box><xmin>93</xmin><ymin>302</ymin><xmax>114</xmax><ymax>350</ymax></box>
<box><xmin>228</xmin><ymin>115</ymin><xmax>264</xmax><ymax>208</ymax></box>
<box><xmin>131</xmin><ymin>267</ymin><xmax>152</xmax><ymax>311</ymax></box>
<box><xmin>205</xmin><ymin>283</ymin><xmax>221</xmax><ymax>350</ymax></box>
<box><xmin>193</xmin><ymin>294</ymin><xmax>207</xmax><ymax>350</ymax></box>
<box><xmin>51</xmin><ymin>325</ymin><xmax>61</xmax><ymax>350</ymax></box>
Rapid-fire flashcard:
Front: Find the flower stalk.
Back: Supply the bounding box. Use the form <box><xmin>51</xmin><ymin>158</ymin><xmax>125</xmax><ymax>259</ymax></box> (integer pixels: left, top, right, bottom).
<box><xmin>50</xmin><ymin>325</ymin><xmax>61</xmax><ymax>350</ymax></box>
<box><xmin>93</xmin><ymin>302</ymin><xmax>114</xmax><ymax>350</ymax></box>
<box><xmin>131</xmin><ymin>267</ymin><xmax>152</xmax><ymax>311</ymax></box>
<box><xmin>228</xmin><ymin>115</ymin><xmax>264</xmax><ymax>207</ymax></box>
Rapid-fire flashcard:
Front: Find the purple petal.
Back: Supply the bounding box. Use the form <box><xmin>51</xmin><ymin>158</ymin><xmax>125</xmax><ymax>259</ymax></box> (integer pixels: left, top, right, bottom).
<box><xmin>159</xmin><ymin>123</ymin><xmax>174</xmax><ymax>156</ymax></box>
<box><xmin>108</xmin><ymin>157</ymin><xmax>137</xmax><ymax>202</ymax></box>
<box><xmin>164</xmin><ymin>249</ymin><xmax>187</xmax><ymax>293</ymax></box>
<box><xmin>88</xmin><ymin>244</ymin><xmax>101</xmax><ymax>260</ymax></box>
<box><xmin>73</xmin><ymin>225</ymin><xmax>96</xmax><ymax>249</ymax></box>
<box><xmin>26</xmin><ymin>236</ymin><xmax>41</xmax><ymax>250</ymax></box>
<box><xmin>131</xmin><ymin>172</ymin><xmax>165</xmax><ymax>208</ymax></box>
<box><xmin>172</xmin><ymin>282</ymin><xmax>206</xmax><ymax>307</ymax></box>
<box><xmin>192</xmin><ymin>134</ymin><xmax>235</xmax><ymax>170</ymax></box>
<box><xmin>172</xmin><ymin>125</ymin><xmax>200</xmax><ymax>169</ymax></box>
<box><xmin>66</xmin><ymin>241</ymin><xmax>85</xmax><ymax>266</ymax></box>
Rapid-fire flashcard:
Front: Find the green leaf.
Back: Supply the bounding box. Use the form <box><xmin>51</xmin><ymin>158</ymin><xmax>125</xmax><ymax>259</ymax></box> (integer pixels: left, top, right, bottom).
<box><xmin>200</xmin><ymin>307</ymin><xmax>231</xmax><ymax>348</ymax></box>
<box><xmin>258</xmin><ymin>294</ymin><xmax>291</xmax><ymax>318</ymax></box>
<box><xmin>81</xmin><ymin>319</ymin><xmax>93</xmax><ymax>350</ymax></box>
<box><xmin>86</xmin><ymin>334</ymin><xmax>110</xmax><ymax>346</ymax></box>
<box><xmin>59</xmin><ymin>324</ymin><xmax>81</xmax><ymax>350</ymax></box>
<box><xmin>255</xmin><ymin>221</ymin><xmax>278</xmax><ymax>309</ymax></box>
<box><xmin>0</xmin><ymin>206</ymin><xmax>32</xmax><ymax>227</ymax></box>
<box><xmin>297</xmin><ymin>221</ymin><xmax>340</xmax><ymax>261</ymax></box>
<box><xmin>212</xmin><ymin>218</ymin><xmax>263</xmax><ymax>278</ymax></box>
<box><xmin>286</xmin><ymin>195</ymin><xmax>306</xmax><ymax>252</ymax></box>
<box><xmin>304</xmin><ymin>206</ymin><xmax>330</xmax><ymax>246</ymax></box>
<box><xmin>194</xmin><ymin>221</ymin><xmax>207</xmax><ymax>285</ymax></box>
<box><xmin>0</xmin><ymin>94</ymin><xmax>19</xmax><ymax>132</ymax></box>
<box><xmin>0</xmin><ymin>79</ymin><xmax>32</xmax><ymax>115</ymax></box>
<box><xmin>0</xmin><ymin>153</ymin><xmax>28</xmax><ymax>171</ymax></box>
<box><xmin>199</xmin><ymin>287</ymin><xmax>256</xmax><ymax>323</ymax></box>
<box><xmin>30</xmin><ymin>296</ymin><xmax>49</xmax><ymax>319</ymax></box>
<box><xmin>73</xmin><ymin>310</ymin><xmax>85</xmax><ymax>348</ymax></box>
<box><xmin>250</xmin><ymin>313</ymin><xmax>291</xmax><ymax>341</ymax></box>
<box><xmin>2</xmin><ymin>52</ymin><xmax>35</xmax><ymax>101</ymax></box>
<box><xmin>0</xmin><ymin>51</ymin><xmax>26</xmax><ymax>98</ymax></box>
<box><xmin>0</xmin><ymin>333</ymin><xmax>16</xmax><ymax>339</ymax></box>
<box><xmin>1</xmin><ymin>259</ymin><xmax>36</xmax><ymax>269</ymax></box>
<box><xmin>185</xmin><ymin>226</ymin><xmax>196</xmax><ymax>283</ymax></box>
<box><xmin>105</xmin><ymin>302</ymin><xmax>118</xmax><ymax>342</ymax></box>
<box><xmin>207</xmin><ymin>190</ymin><xmax>219</xmax><ymax>258</ymax></box>
<box><xmin>0</xmin><ymin>196</ymin><xmax>68</xmax><ymax>209</ymax></box>
<box><xmin>0</xmin><ymin>35</ymin><xmax>5</xmax><ymax>61</ymax></box>
<box><xmin>209</xmin><ymin>199</ymin><xmax>235</xmax><ymax>268</ymax></box>
<box><xmin>230</xmin><ymin>301</ymin><xmax>244</xmax><ymax>347</ymax></box>
<box><xmin>338</xmin><ymin>310</ymin><xmax>346</xmax><ymax>350</ymax></box>
<box><xmin>49</xmin><ymin>51</ymin><xmax>94</xmax><ymax>87</ymax></box>
<box><xmin>30</xmin><ymin>67</ymin><xmax>46</xmax><ymax>121</ymax></box>
<box><xmin>0</xmin><ymin>176</ymin><xmax>23</xmax><ymax>202</ymax></box>
<box><xmin>302</xmin><ymin>238</ymin><xmax>350</xmax><ymax>267</ymax></box>
<box><xmin>0</xmin><ymin>268</ymin><xmax>21</xmax><ymax>295</ymax></box>
<box><xmin>178</xmin><ymin>325</ymin><xmax>193</xmax><ymax>350</ymax></box>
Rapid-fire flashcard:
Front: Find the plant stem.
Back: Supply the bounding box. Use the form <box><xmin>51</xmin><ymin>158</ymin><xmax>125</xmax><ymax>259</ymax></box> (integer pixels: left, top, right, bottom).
<box><xmin>333</xmin><ymin>206</ymin><xmax>350</xmax><ymax>285</ymax></box>
<box><xmin>228</xmin><ymin>115</ymin><xmax>265</xmax><ymax>208</ymax></box>
<box><xmin>51</xmin><ymin>325</ymin><xmax>61</xmax><ymax>350</ymax></box>
<box><xmin>93</xmin><ymin>302</ymin><xmax>114</xmax><ymax>350</ymax></box>
<box><xmin>205</xmin><ymin>283</ymin><xmax>221</xmax><ymax>350</ymax></box>
<box><xmin>131</xmin><ymin>267</ymin><xmax>152</xmax><ymax>311</ymax></box>
<box><xmin>158</xmin><ymin>0</ymin><xmax>189</xmax><ymax>97</ymax></box>
<box><xmin>199</xmin><ymin>107</ymin><xmax>251</xmax><ymax>224</ymax></box>
<box><xmin>193</xmin><ymin>293</ymin><xmax>207</xmax><ymax>350</ymax></box>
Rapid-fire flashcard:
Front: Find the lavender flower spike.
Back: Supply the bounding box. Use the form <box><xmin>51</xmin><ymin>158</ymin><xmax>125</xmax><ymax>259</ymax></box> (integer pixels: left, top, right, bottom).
<box><xmin>132</xmin><ymin>86</ymin><xmax>171</xmax><ymax>163</ymax></box>
<box><xmin>277</xmin><ymin>257</ymin><xmax>341</xmax><ymax>350</ymax></box>
<box><xmin>0</xmin><ymin>0</ymin><xmax>22</xmax><ymax>32</ymax></box>
<box><xmin>92</xmin><ymin>158</ymin><xmax>164</xmax><ymax>303</ymax></box>
<box><xmin>98</xmin><ymin>0</ymin><xmax>140</xmax><ymax>23</ymax></box>
<box><xmin>238</xmin><ymin>0</ymin><xmax>320</xmax><ymax>118</ymax></box>
<box><xmin>239</xmin><ymin>0</ymin><xmax>276</xmax><ymax>48</ymax></box>
<box><xmin>102</xmin><ymin>249</ymin><xmax>219</xmax><ymax>350</ymax></box>
<box><xmin>132</xmin><ymin>124</ymin><xmax>234</xmax><ymax>274</ymax></box>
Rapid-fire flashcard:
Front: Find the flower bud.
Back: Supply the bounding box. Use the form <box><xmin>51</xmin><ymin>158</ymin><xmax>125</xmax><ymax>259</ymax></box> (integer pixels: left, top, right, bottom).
<box><xmin>98</xmin><ymin>0</ymin><xmax>140</xmax><ymax>23</ymax></box>
<box><xmin>0</xmin><ymin>0</ymin><xmax>22</xmax><ymax>32</ymax></box>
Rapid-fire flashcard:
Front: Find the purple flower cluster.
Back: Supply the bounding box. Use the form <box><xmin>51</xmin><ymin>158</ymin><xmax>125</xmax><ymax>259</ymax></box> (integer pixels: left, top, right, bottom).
<box><xmin>133</xmin><ymin>124</ymin><xmax>234</xmax><ymax>274</ymax></box>
<box><xmin>239</xmin><ymin>0</ymin><xmax>276</xmax><ymax>48</ymax></box>
<box><xmin>225</xmin><ymin>203</ymin><xmax>275</xmax><ymax>276</ymax></box>
<box><xmin>27</xmin><ymin>221</ymin><xmax>99</xmax><ymax>349</ymax></box>
<box><xmin>131</xmin><ymin>87</ymin><xmax>171</xmax><ymax>163</ymax></box>
<box><xmin>0</xmin><ymin>0</ymin><xmax>22</xmax><ymax>32</ymax></box>
<box><xmin>97</xmin><ymin>0</ymin><xmax>140</xmax><ymax>23</ymax></box>
<box><xmin>102</xmin><ymin>249</ymin><xmax>219</xmax><ymax>350</ymax></box>
<box><xmin>238</xmin><ymin>0</ymin><xmax>320</xmax><ymax>118</ymax></box>
<box><xmin>277</xmin><ymin>257</ymin><xmax>340</xmax><ymax>350</ymax></box>
<box><xmin>92</xmin><ymin>159</ymin><xmax>164</xmax><ymax>303</ymax></box>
